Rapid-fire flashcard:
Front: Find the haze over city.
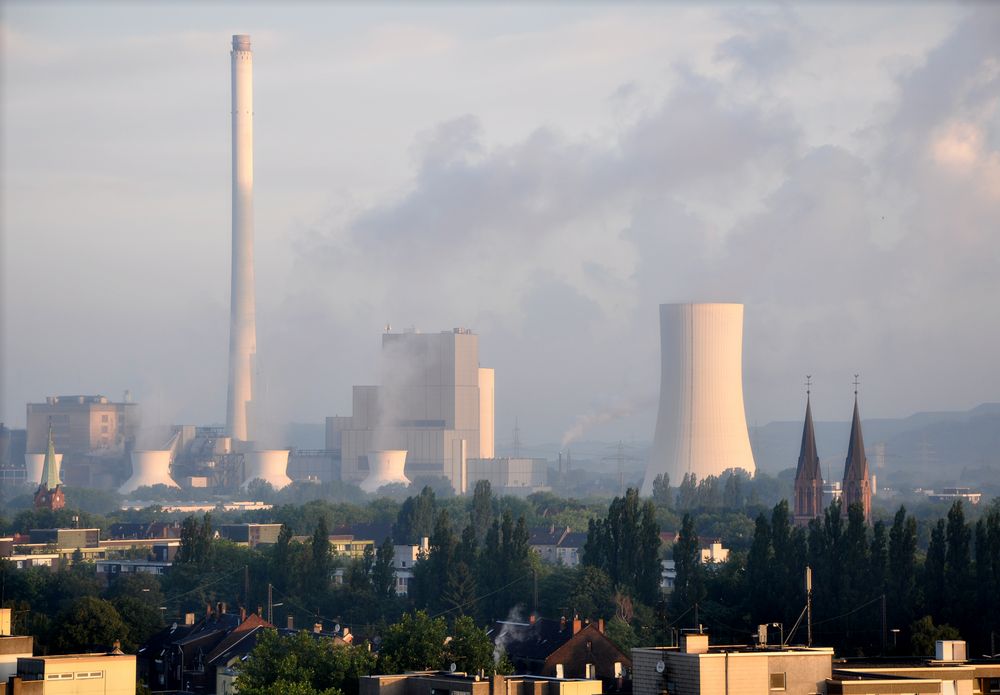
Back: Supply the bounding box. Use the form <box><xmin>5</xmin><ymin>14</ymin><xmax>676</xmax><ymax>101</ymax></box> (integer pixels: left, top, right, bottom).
<box><xmin>2</xmin><ymin>2</ymin><xmax>999</xmax><ymax>445</ymax></box>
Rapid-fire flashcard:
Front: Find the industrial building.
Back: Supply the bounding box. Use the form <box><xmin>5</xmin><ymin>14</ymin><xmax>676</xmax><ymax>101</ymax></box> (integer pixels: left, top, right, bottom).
<box><xmin>25</xmin><ymin>395</ymin><xmax>138</xmax><ymax>488</ymax></box>
<box><xmin>327</xmin><ymin>328</ymin><xmax>495</xmax><ymax>493</ymax></box>
<box><xmin>466</xmin><ymin>457</ymin><xmax>548</xmax><ymax>495</ymax></box>
<box><xmin>643</xmin><ymin>304</ymin><xmax>756</xmax><ymax>496</ymax></box>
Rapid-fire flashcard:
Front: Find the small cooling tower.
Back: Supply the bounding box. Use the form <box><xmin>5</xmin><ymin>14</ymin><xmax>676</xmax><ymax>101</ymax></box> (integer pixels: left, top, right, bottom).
<box><xmin>120</xmin><ymin>450</ymin><xmax>180</xmax><ymax>494</ymax></box>
<box><xmin>361</xmin><ymin>450</ymin><xmax>410</xmax><ymax>493</ymax></box>
<box><xmin>242</xmin><ymin>450</ymin><xmax>292</xmax><ymax>490</ymax></box>
<box><xmin>25</xmin><ymin>453</ymin><xmax>63</xmax><ymax>486</ymax></box>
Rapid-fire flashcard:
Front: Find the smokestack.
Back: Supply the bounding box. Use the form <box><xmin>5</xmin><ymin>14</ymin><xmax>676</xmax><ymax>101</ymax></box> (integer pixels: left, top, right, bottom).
<box><xmin>227</xmin><ymin>34</ymin><xmax>257</xmax><ymax>443</ymax></box>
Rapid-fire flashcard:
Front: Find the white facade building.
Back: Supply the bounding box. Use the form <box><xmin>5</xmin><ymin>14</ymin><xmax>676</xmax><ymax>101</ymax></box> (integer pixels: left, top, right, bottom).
<box><xmin>643</xmin><ymin>303</ymin><xmax>756</xmax><ymax>495</ymax></box>
<box><xmin>327</xmin><ymin>329</ymin><xmax>494</xmax><ymax>493</ymax></box>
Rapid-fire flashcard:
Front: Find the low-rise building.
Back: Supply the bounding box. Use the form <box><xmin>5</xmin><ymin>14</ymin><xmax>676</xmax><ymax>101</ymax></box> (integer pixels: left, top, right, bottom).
<box><xmin>360</xmin><ymin>671</ymin><xmax>602</xmax><ymax>695</ymax></box>
<box><xmin>216</xmin><ymin>524</ymin><xmax>282</xmax><ymax>548</ymax></box>
<box><xmin>12</xmin><ymin>649</ymin><xmax>136</xmax><ymax>695</ymax></box>
<box><xmin>827</xmin><ymin>641</ymin><xmax>1000</xmax><ymax>695</ymax></box>
<box><xmin>926</xmin><ymin>487</ymin><xmax>983</xmax><ymax>505</ymax></box>
<box><xmin>632</xmin><ymin>634</ymin><xmax>834</xmax><ymax>695</ymax></box>
<box><xmin>529</xmin><ymin>527</ymin><xmax>586</xmax><ymax>568</ymax></box>
<box><xmin>496</xmin><ymin>617</ymin><xmax>629</xmax><ymax>693</ymax></box>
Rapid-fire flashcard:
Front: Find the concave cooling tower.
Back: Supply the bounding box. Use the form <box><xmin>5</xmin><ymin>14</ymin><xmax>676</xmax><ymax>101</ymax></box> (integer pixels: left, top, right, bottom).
<box><xmin>361</xmin><ymin>450</ymin><xmax>411</xmax><ymax>494</ymax></box>
<box><xmin>24</xmin><ymin>453</ymin><xmax>63</xmax><ymax>486</ymax></box>
<box><xmin>242</xmin><ymin>450</ymin><xmax>292</xmax><ymax>490</ymax></box>
<box><xmin>120</xmin><ymin>450</ymin><xmax>181</xmax><ymax>494</ymax></box>
<box><xmin>642</xmin><ymin>303</ymin><xmax>756</xmax><ymax>496</ymax></box>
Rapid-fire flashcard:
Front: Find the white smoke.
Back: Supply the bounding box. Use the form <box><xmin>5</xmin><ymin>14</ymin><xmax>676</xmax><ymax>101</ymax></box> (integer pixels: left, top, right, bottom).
<box><xmin>492</xmin><ymin>604</ymin><xmax>527</xmax><ymax>665</ymax></box>
<box><xmin>560</xmin><ymin>403</ymin><xmax>634</xmax><ymax>449</ymax></box>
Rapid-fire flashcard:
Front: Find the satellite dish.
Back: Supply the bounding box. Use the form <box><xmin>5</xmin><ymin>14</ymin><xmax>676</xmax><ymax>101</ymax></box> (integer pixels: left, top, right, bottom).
<box><xmin>450</xmin><ymin>663</ymin><xmax>458</xmax><ymax>672</ymax></box>
<box><xmin>656</xmin><ymin>660</ymin><xmax>665</xmax><ymax>674</ymax></box>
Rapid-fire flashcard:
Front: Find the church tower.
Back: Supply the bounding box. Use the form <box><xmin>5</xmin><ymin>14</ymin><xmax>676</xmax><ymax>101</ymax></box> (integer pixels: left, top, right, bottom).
<box><xmin>33</xmin><ymin>425</ymin><xmax>65</xmax><ymax>511</ymax></box>
<box><xmin>793</xmin><ymin>380</ymin><xmax>824</xmax><ymax>526</ymax></box>
<box><xmin>841</xmin><ymin>379</ymin><xmax>871</xmax><ymax>522</ymax></box>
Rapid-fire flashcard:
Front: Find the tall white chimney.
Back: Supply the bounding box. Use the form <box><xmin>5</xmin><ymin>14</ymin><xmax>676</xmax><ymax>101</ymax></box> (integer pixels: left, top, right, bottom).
<box><xmin>227</xmin><ymin>34</ymin><xmax>257</xmax><ymax>443</ymax></box>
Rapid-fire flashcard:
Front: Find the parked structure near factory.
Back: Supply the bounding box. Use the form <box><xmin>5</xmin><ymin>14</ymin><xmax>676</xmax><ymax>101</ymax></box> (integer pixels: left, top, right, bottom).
<box><xmin>643</xmin><ymin>303</ymin><xmax>756</xmax><ymax>496</ymax></box>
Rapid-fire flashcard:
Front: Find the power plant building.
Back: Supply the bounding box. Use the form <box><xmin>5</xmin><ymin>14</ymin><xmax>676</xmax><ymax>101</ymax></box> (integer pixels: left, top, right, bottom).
<box><xmin>25</xmin><ymin>395</ymin><xmax>139</xmax><ymax>487</ymax></box>
<box><xmin>643</xmin><ymin>303</ymin><xmax>756</xmax><ymax>496</ymax></box>
<box><xmin>327</xmin><ymin>329</ymin><xmax>494</xmax><ymax>492</ymax></box>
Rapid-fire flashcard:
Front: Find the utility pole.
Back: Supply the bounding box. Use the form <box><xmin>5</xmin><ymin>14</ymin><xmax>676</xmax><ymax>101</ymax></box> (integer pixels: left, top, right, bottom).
<box><xmin>267</xmin><ymin>583</ymin><xmax>272</xmax><ymax>625</ymax></box>
<box><xmin>806</xmin><ymin>566</ymin><xmax>813</xmax><ymax>647</ymax></box>
<box><xmin>602</xmin><ymin>441</ymin><xmax>637</xmax><ymax>496</ymax></box>
<box><xmin>244</xmin><ymin>565</ymin><xmax>249</xmax><ymax>611</ymax></box>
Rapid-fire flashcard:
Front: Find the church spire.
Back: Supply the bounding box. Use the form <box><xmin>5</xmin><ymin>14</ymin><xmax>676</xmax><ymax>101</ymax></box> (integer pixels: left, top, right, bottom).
<box><xmin>34</xmin><ymin>422</ymin><xmax>66</xmax><ymax>511</ymax></box>
<box><xmin>794</xmin><ymin>376</ymin><xmax>824</xmax><ymax>525</ymax></box>
<box><xmin>41</xmin><ymin>424</ymin><xmax>61</xmax><ymax>490</ymax></box>
<box><xmin>841</xmin><ymin>376</ymin><xmax>871</xmax><ymax>522</ymax></box>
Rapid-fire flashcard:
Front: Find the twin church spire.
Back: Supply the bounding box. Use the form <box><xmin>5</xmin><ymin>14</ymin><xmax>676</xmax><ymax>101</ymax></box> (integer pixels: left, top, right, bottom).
<box><xmin>792</xmin><ymin>376</ymin><xmax>871</xmax><ymax>526</ymax></box>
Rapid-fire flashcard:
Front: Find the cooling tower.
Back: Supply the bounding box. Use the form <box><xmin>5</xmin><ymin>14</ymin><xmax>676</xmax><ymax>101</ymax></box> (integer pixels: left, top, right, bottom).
<box><xmin>120</xmin><ymin>450</ymin><xmax>180</xmax><ymax>494</ymax></box>
<box><xmin>242</xmin><ymin>449</ymin><xmax>292</xmax><ymax>490</ymax></box>
<box><xmin>642</xmin><ymin>303</ymin><xmax>756</xmax><ymax>496</ymax></box>
<box><xmin>361</xmin><ymin>450</ymin><xmax>411</xmax><ymax>494</ymax></box>
<box><xmin>24</xmin><ymin>453</ymin><xmax>62</xmax><ymax>486</ymax></box>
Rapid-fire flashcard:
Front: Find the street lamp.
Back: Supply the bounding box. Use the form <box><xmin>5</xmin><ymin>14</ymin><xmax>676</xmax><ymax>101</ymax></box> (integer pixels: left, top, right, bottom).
<box><xmin>891</xmin><ymin>629</ymin><xmax>900</xmax><ymax>649</ymax></box>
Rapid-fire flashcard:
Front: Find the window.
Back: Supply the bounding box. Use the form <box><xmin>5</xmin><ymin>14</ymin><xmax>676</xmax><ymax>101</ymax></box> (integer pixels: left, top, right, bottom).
<box><xmin>77</xmin><ymin>671</ymin><xmax>103</xmax><ymax>679</ymax></box>
<box><xmin>47</xmin><ymin>673</ymin><xmax>74</xmax><ymax>680</ymax></box>
<box><xmin>101</xmin><ymin>414</ymin><xmax>109</xmax><ymax>422</ymax></box>
<box><xmin>769</xmin><ymin>673</ymin><xmax>787</xmax><ymax>690</ymax></box>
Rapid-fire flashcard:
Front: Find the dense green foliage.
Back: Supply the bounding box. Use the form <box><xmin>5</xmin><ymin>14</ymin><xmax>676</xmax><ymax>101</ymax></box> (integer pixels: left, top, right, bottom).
<box><xmin>2</xmin><ymin>476</ymin><xmax>999</xmax><ymax>665</ymax></box>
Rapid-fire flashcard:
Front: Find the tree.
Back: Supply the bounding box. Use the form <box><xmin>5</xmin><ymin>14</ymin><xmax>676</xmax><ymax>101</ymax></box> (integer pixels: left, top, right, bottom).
<box><xmin>448</xmin><ymin>615</ymin><xmax>508</xmax><ymax>674</ymax></box>
<box><xmin>671</xmin><ymin>513</ymin><xmax>704</xmax><ymax>624</ymax></box>
<box><xmin>676</xmin><ymin>474</ymin><xmax>697</xmax><ymax>510</ymax></box>
<box><xmin>470</xmin><ymin>480</ymin><xmax>494</xmax><ymax>543</ymax></box>
<box><xmin>582</xmin><ymin>489</ymin><xmax>661</xmax><ymax>604</ymax></box>
<box><xmin>910</xmin><ymin>615</ymin><xmax>960</xmax><ymax>656</ymax></box>
<box><xmin>51</xmin><ymin>597</ymin><xmax>129</xmax><ymax>653</ymax></box>
<box><xmin>395</xmin><ymin>487</ymin><xmax>437</xmax><ymax>544</ymax></box>
<box><xmin>372</xmin><ymin>536</ymin><xmax>397</xmax><ymax>602</ymax></box>
<box><xmin>176</xmin><ymin>514</ymin><xmax>213</xmax><ymax>565</ymax></box>
<box><xmin>378</xmin><ymin>611</ymin><xmax>448</xmax><ymax>673</ymax></box>
<box><xmin>235</xmin><ymin>629</ymin><xmax>376</xmax><ymax>695</ymax></box>
<box><xmin>888</xmin><ymin>506</ymin><xmax>918</xmax><ymax>631</ymax></box>
<box><xmin>746</xmin><ymin>512</ymin><xmax>772</xmax><ymax>624</ymax></box>
<box><xmin>651</xmin><ymin>474</ymin><xmax>671</xmax><ymax>509</ymax></box>
<box><xmin>309</xmin><ymin>516</ymin><xmax>332</xmax><ymax>595</ymax></box>
<box><xmin>944</xmin><ymin>501</ymin><xmax>972</xmax><ymax>631</ymax></box>
<box><xmin>271</xmin><ymin>524</ymin><xmax>294</xmax><ymax>593</ymax></box>
<box><xmin>568</xmin><ymin>566</ymin><xmax>616</xmax><ymax>619</ymax></box>
<box><xmin>924</xmin><ymin>519</ymin><xmax>947</xmax><ymax>619</ymax></box>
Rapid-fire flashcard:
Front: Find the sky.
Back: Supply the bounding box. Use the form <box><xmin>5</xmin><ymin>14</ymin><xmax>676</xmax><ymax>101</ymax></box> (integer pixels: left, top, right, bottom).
<box><xmin>2</xmin><ymin>2</ymin><xmax>999</xmax><ymax>448</ymax></box>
